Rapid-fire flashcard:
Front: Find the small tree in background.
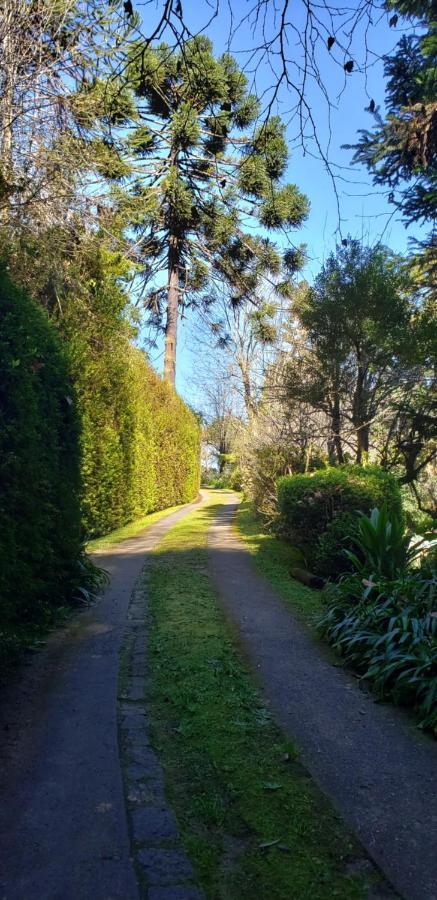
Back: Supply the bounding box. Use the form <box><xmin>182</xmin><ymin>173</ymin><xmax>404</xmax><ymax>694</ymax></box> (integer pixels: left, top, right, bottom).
<box><xmin>126</xmin><ymin>36</ymin><xmax>308</xmax><ymax>384</ymax></box>
<box><xmin>287</xmin><ymin>240</ymin><xmax>414</xmax><ymax>463</ymax></box>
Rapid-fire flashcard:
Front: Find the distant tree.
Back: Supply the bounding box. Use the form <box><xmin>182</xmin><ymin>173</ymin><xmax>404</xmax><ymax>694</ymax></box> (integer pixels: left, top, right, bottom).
<box><xmin>126</xmin><ymin>36</ymin><xmax>308</xmax><ymax>384</ymax></box>
<box><xmin>287</xmin><ymin>240</ymin><xmax>414</xmax><ymax>464</ymax></box>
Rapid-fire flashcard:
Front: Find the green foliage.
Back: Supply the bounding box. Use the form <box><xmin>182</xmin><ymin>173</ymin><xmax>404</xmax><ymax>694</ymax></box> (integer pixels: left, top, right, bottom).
<box><xmin>318</xmin><ymin>565</ymin><xmax>437</xmax><ymax>732</ymax></box>
<box><xmin>0</xmin><ymin>223</ymin><xmax>199</xmax><ymax>672</ymax></box>
<box><xmin>126</xmin><ymin>36</ymin><xmax>308</xmax><ymax>381</ymax></box>
<box><xmin>75</xmin><ymin>340</ymin><xmax>200</xmax><ymax>538</ymax></box>
<box><xmin>0</xmin><ymin>267</ymin><xmax>82</xmax><ymax>626</ymax></box>
<box><xmin>401</xmin><ymin>486</ymin><xmax>435</xmax><ymax>534</ymax></box>
<box><xmin>319</xmin><ymin>503</ymin><xmax>437</xmax><ymax>730</ymax></box>
<box><xmin>350</xmin><ymin>2</ymin><xmax>436</xmax><ymax>296</ymax></box>
<box><xmin>288</xmin><ymin>239</ymin><xmax>414</xmax><ymax>466</ymax></box>
<box><xmin>204</xmin><ymin>458</ymin><xmax>242</xmax><ymax>490</ymax></box>
<box><xmin>4</xmin><ymin>232</ymin><xmax>200</xmax><ymax>542</ymax></box>
<box><xmin>146</xmin><ymin>371</ymin><xmax>201</xmax><ymax>513</ymax></box>
<box><xmin>243</xmin><ymin>437</ymin><xmax>326</xmax><ymax>523</ymax></box>
<box><xmin>345</xmin><ymin>506</ymin><xmax>436</xmax><ymax>580</ymax></box>
<box><xmin>277</xmin><ymin>466</ymin><xmax>403</xmax><ymax>578</ymax></box>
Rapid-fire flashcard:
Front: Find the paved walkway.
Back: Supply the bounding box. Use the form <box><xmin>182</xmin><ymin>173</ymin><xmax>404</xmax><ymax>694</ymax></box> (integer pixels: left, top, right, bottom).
<box><xmin>208</xmin><ymin>495</ymin><xmax>437</xmax><ymax>900</ymax></box>
<box><xmin>0</xmin><ymin>499</ymin><xmax>203</xmax><ymax>900</ymax></box>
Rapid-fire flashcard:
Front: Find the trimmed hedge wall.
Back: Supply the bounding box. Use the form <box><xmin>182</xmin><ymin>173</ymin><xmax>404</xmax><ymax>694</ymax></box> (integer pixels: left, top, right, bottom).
<box><xmin>0</xmin><ymin>264</ymin><xmax>200</xmax><ymax>648</ymax></box>
<box><xmin>277</xmin><ymin>465</ymin><xmax>403</xmax><ymax>579</ymax></box>
<box><xmin>64</xmin><ymin>274</ymin><xmax>200</xmax><ymax>537</ymax></box>
<box><xmin>0</xmin><ymin>269</ymin><xmax>82</xmax><ymax>624</ymax></box>
<box><xmin>77</xmin><ymin>343</ymin><xmax>200</xmax><ymax>537</ymax></box>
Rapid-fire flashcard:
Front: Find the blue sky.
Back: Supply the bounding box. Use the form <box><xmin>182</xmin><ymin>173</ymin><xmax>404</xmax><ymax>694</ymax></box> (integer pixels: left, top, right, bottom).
<box><xmin>136</xmin><ymin>1</ymin><xmax>419</xmax><ymax>404</ymax></box>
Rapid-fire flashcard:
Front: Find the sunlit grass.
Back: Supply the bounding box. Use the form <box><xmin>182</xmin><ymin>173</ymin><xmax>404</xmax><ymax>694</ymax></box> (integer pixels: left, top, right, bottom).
<box><xmin>86</xmin><ymin>504</ymin><xmax>185</xmax><ymax>553</ymax></box>
<box><xmin>145</xmin><ymin>498</ymin><xmax>372</xmax><ymax>899</ymax></box>
<box><xmin>235</xmin><ymin>501</ymin><xmax>324</xmax><ymax>628</ymax></box>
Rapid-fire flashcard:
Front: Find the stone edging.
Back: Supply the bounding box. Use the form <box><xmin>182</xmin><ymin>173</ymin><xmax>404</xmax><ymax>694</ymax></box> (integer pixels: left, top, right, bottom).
<box><xmin>118</xmin><ymin>580</ymin><xmax>204</xmax><ymax>900</ymax></box>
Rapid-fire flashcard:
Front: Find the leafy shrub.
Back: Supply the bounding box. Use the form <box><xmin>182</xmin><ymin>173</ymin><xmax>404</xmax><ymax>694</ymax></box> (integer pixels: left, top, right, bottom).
<box><xmin>0</xmin><ymin>268</ymin><xmax>82</xmax><ymax>626</ymax></box>
<box><xmin>277</xmin><ymin>465</ymin><xmax>403</xmax><ymax>578</ymax></box>
<box><xmin>318</xmin><ymin>514</ymin><xmax>437</xmax><ymax>732</ymax></box>
<box><xmin>243</xmin><ymin>440</ymin><xmax>326</xmax><ymax>522</ymax></box>
<box><xmin>147</xmin><ymin>367</ymin><xmax>201</xmax><ymax>512</ymax></box>
<box><xmin>345</xmin><ymin>506</ymin><xmax>436</xmax><ymax>579</ymax></box>
<box><xmin>202</xmin><ymin>457</ymin><xmax>242</xmax><ymax>491</ymax></box>
<box><xmin>77</xmin><ymin>349</ymin><xmax>200</xmax><ymax>537</ymax></box>
<box><xmin>401</xmin><ymin>485</ymin><xmax>435</xmax><ymax>536</ymax></box>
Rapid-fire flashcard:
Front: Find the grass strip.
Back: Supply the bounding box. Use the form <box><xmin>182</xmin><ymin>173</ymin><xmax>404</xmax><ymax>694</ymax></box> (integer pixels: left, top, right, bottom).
<box><xmin>146</xmin><ymin>499</ymin><xmax>374</xmax><ymax>899</ymax></box>
<box><xmin>236</xmin><ymin>501</ymin><xmax>324</xmax><ymax>627</ymax></box>
<box><xmin>87</xmin><ymin>504</ymin><xmax>185</xmax><ymax>552</ymax></box>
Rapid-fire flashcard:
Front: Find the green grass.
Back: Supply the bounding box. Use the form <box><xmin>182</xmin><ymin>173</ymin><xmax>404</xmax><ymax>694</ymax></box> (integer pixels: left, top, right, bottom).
<box><xmin>145</xmin><ymin>499</ymin><xmax>376</xmax><ymax>899</ymax></box>
<box><xmin>235</xmin><ymin>501</ymin><xmax>324</xmax><ymax>627</ymax></box>
<box><xmin>87</xmin><ymin>503</ymin><xmax>185</xmax><ymax>552</ymax></box>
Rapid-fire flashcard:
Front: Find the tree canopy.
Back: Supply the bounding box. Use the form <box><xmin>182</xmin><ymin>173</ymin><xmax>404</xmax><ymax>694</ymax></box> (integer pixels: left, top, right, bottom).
<box><xmin>124</xmin><ymin>35</ymin><xmax>308</xmax><ymax>383</ymax></box>
<box><xmin>351</xmin><ymin>0</ymin><xmax>436</xmax><ymax>295</ymax></box>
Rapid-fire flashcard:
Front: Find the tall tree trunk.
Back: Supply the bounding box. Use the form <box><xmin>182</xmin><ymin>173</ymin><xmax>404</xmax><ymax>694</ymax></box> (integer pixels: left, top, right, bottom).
<box><xmin>353</xmin><ymin>361</ymin><xmax>369</xmax><ymax>464</ymax></box>
<box><xmin>331</xmin><ymin>388</ymin><xmax>344</xmax><ymax>464</ymax></box>
<box><xmin>238</xmin><ymin>356</ymin><xmax>256</xmax><ymax>418</ymax></box>
<box><xmin>0</xmin><ymin>14</ymin><xmax>14</xmax><ymax>224</ymax></box>
<box><xmin>356</xmin><ymin>422</ymin><xmax>370</xmax><ymax>464</ymax></box>
<box><xmin>164</xmin><ymin>233</ymin><xmax>180</xmax><ymax>386</ymax></box>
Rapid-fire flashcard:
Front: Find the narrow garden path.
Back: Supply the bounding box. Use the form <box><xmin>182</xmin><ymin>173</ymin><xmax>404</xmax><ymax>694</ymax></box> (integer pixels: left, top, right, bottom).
<box><xmin>208</xmin><ymin>494</ymin><xmax>437</xmax><ymax>900</ymax></box>
<box><xmin>0</xmin><ymin>497</ymin><xmax>203</xmax><ymax>900</ymax></box>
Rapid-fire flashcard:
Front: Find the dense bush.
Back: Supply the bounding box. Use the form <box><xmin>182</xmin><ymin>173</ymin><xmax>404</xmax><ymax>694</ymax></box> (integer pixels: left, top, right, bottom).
<box><xmin>243</xmin><ymin>439</ymin><xmax>326</xmax><ymax>522</ymax></box>
<box><xmin>146</xmin><ymin>366</ymin><xmax>201</xmax><ymax>513</ymax></box>
<box><xmin>401</xmin><ymin>485</ymin><xmax>435</xmax><ymax>536</ymax></box>
<box><xmin>318</xmin><ymin>509</ymin><xmax>437</xmax><ymax>732</ymax></box>
<box><xmin>277</xmin><ymin>465</ymin><xmax>403</xmax><ymax>578</ymax></box>
<box><xmin>0</xmin><ymin>269</ymin><xmax>82</xmax><ymax>628</ymax></box>
<box><xmin>66</xmin><ymin>275</ymin><xmax>200</xmax><ymax>536</ymax></box>
<box><xmin>203</xmin><ymin>455</ymin><xmax>242</xmax><ymax>491</ymax></box>
<box><xmin>76</xmin><ymin>348</ymin><xmax>200</xmax><ymax>537</ymax></box>
<box><xmin>0</xmin><ymin>262</ymin><xmax>200</xmax><ymax>672</ymax></box>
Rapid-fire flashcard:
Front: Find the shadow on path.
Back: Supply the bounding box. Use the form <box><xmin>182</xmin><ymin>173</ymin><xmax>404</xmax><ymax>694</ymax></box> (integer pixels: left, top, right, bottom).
<box><xmin>0</xmin><ymin>496</ymin><xmax>203</xmax><ymax>900</ymax></box>
<box><xmin>208</xmin><ymin>495</ymin><xmax>437</xmax><ymax>900</ymax></box>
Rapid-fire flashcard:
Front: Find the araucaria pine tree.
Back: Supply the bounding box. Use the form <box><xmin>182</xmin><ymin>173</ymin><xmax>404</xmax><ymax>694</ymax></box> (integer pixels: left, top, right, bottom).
<box><xmin>127</xmin><ymin>36</ymin><xmax>308</xmax><ymax>384</ymax></box>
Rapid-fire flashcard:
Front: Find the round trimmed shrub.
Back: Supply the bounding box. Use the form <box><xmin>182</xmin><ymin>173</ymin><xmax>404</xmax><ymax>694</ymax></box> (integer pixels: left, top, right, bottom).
<box><xmin>277</xmin><ymin>465</ymin><xmax>403</xmax><ymax>579</ymax></box>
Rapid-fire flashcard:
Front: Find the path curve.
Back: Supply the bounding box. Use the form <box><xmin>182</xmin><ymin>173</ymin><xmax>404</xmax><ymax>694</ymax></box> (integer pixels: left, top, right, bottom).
<box><xmin>0</xmin><ymin>496</ymin><xmax>203</xmax><ymax>900</ymax></box>
<box><xmin>208</xmin><ymin>494</ymin><xmax>437</xmax><ymax>900</ymax></box>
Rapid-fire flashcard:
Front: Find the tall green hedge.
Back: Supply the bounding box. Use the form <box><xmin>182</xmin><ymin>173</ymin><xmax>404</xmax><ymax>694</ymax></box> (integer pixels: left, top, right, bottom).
<box><xmin>0</xmin><ymin>261</ymin><xmax>200</xmax><ymax>648</ymax></box>
<box><xmin>76</xmin><ymin>343</ymin><xmax>200</xmax><ymax>537</ymax></box>
<box><xmin>0</xmin><ymin>268</ymin><xmax>82</xmax><ymax>624</ymax></box>
<box><xmin>64</xmin><ymin>274</ymin><xmax>200</xmax><ymax>537</ymax></box>
<box><xmin>277</xmin><ymin>465</ymin><xmax>403</xmax><ymax>578</ymax></box>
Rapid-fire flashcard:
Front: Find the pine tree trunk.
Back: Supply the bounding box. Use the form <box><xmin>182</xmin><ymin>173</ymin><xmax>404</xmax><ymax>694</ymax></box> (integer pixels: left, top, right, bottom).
<box><xmin>164</xmin><ymin>234</ymin><xmax>180</xmax><ymax>386</ymax></box>
<box><xmin>239</xmin><ymin>357</ymin><xmax>256</xmax><ymax>418</ymax></box>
